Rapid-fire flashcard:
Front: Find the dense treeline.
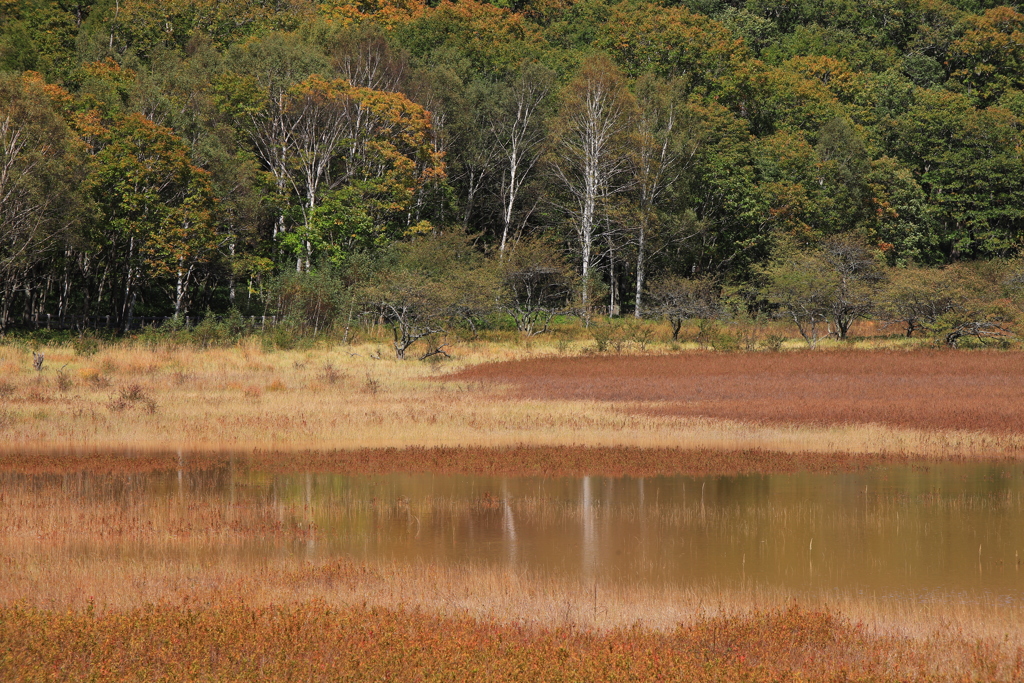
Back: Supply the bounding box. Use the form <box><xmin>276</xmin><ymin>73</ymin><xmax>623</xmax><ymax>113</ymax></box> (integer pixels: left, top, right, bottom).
<box><xmin>3</xmin><ymin>0</ymin><xmax>1024</xmax><ymax>348</ymax></box>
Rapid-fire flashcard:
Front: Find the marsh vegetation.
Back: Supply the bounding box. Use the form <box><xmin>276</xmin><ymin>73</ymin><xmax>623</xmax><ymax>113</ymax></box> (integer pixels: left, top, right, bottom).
<box><xmin>3</xmin><ymin>339</ymin><xmax>1024</xmax><ymax>680</ymax></box>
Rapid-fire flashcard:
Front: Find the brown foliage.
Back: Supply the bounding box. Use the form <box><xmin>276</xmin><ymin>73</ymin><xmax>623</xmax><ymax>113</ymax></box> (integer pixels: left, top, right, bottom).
<box><xmin>0</xmin><ymin>445</ymin><xmax>900</xmax><ymax>478</ymax></box>
<box><xmin>453</xmin><ymin>349</ymin><xmax>1024</xmax><ymax>433</ymax></box>
<box><xmin>0</xmin><ymin>602</ymin><xmax>995</xmax><ymax>682</ymax></box>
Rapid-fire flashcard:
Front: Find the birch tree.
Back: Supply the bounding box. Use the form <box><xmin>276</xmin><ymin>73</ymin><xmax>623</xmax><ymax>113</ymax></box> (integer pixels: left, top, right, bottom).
<box><xmin>247</xmin><ymin>68</ymin><xmax>443</xmax><ymax>271</ymax></box>
<box><xmin>0</xmin><ymin>74</ymin><xmax>83</xmax><ymax>331</ymax></box>
<box><xmin>550</xmin><ymin>55</ymin><xmax>635</xmax><ymax>313</ymax></box>
<box><xmin>631</xmin><ymin>75</ymin><xmax>698</xmax><ymax>317</ymax></box>
<box><xmin>229</xmin><ymin>33</ymin><xmax>326</xmax><ymax>255</ymax></box>
<box><xmin>494</xmin><ymin>62</ymin><xmax>554</xmax><ymax>253</ymax></box>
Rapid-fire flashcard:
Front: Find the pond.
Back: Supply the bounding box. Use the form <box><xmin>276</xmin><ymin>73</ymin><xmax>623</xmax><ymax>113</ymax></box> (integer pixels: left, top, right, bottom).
<box><xmin>4</xmin><ymin>459</ymin><xmax>1024</xmax><ymax>604</ymax></box>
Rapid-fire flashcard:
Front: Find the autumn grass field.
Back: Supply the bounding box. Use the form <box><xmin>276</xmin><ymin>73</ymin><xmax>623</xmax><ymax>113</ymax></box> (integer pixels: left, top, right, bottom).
<box><xmin>11</xmin><ymin>601</ymin><xmax>1009</xmax><ymax>683</ymax></box>
<box><xmin>1</xmin><ymin>339</ymin><xmax>1021</xmax><ymax>460</ymax></box>
<box><xmin>453</xmin><ymin>349</ymin><xmax>1024</xmax><ymax>433</ymax></box>
<box><xmin>3</xmin><ymin>338</ymin><xmax>1024</xmax><ymax>680</ymax></box>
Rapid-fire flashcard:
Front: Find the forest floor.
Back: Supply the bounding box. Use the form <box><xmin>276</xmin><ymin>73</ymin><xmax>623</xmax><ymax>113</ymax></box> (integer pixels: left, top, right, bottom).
<box><xmin>2</xmin><ymin>340</ymin><xmax>1024</xmax><ymax>681</ymax></box>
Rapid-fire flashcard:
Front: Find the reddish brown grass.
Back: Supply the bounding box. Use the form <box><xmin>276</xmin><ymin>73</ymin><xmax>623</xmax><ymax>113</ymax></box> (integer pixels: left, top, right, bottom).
<box><xmin>0</xmin><ymin>445</ymin><xmax>916</xmax><ymax>478</ymax></box>
<box><xmin>453</xmin><ymin>349</ymin><xmax>1024</xmax><ymax>433</ymax></box>
<box><xmin>3</xmin><ymin>601</ymin><xmax>1017</xmax><ymax>682</ymax></box>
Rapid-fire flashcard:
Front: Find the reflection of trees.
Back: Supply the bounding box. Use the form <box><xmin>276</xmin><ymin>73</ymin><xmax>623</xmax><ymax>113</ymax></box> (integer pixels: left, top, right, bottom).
<box><xmin>582</xmin><ymin>476</ymin><xmax>597</xmax><ymax>580</ymax></box>
<box><xmin>502</xmin><ymin>479</ymin><xmax>517</xmax><ymax>565</ymax></box>
<box><xmin>709</xmin><ymin>474</ymin><xmax>771</xmax><ymax>506</ymax></box>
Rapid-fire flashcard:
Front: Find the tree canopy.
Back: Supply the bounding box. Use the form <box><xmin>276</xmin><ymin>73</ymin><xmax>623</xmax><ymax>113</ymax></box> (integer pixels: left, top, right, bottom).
<box><xmin>3</xmin><ymin>0</ymin><xmax>1024</xmax><ymax>336</ymax></box>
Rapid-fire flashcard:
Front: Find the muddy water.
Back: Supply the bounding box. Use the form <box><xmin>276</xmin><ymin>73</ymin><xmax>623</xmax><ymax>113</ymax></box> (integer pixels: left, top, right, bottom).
<box><xmin>5</xmin><ymin>461</ymin><xmax>1024</xmax><ymax>602</ymax></box>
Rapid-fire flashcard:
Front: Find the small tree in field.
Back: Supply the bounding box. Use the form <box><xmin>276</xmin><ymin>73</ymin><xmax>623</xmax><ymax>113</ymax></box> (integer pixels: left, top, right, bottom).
<box><xmin>817</xmin><ymin>237</ymin><xmax>885</xmax><ymax>339</ymax></box>
<box><xmin>881</xmin><ymin>262</ymin><xmax>1015</xmax><ymax>346</ymax></box>
<box><xmin>497</xmin><ymin>238</ymin><xmax>576</xmax><ymax>336</ymax></box>
<box><xmin>361</xmin><ymin>231</ymin><xmax>496</xmax><ymax>359</ymax></box>
<box><xmin>759</xmin><ymin>251</ymin><xmax>832</xmax><ymax>348</ymax></box>
<box><xmin>646</xmin><ymin>275</ymin><xmax>720</xmax><ymax>340</ymax></box>
<box><xmin>880</xmin><ymin>266</ymin><xmax>965</xmax><ymax>337</ymax></box>
<box><xmin>761</xmin><ymin>237</ymin><xmax>884</xmax><ymax>347</ymax></box>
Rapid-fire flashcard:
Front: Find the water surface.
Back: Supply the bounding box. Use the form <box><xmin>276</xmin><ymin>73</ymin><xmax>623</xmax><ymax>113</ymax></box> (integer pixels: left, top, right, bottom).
<box><xmin>5</xmin><ymin>460</ymin><xmax>1024</xmax><ymax>602</ymax></box>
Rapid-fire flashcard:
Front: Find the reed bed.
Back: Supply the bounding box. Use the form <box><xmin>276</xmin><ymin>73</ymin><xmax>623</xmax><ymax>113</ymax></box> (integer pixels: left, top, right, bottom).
<box><xmin>2</xmin><ymin>561</ymin><xmax>1023</xmax><ymax>681</ymax></box>
<box><xmin>454</xmin><ymin>349</ymin><xmax>1024</xmax><ymax>433</ymax></box>
<box><xmin>1</xmin><ymin>601</ymin><xmax>982</xmax><ymax>683</ymax></box>
<box><xmin>1</xmin><ymin>343</ymin><xmax>1022</xmax><ymax>460</ymax></box>
<box><xmin>0</xmin><ymin>445</ymin><xmax>917</xmax><ymax>478</ymax></box>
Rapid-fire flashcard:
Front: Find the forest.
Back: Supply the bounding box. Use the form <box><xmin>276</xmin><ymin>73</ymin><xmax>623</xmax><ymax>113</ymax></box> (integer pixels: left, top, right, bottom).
<box><xmin>3</xmin><ymin>0</ymin><xmax>1024</xmax><ymax>348</ymax></box>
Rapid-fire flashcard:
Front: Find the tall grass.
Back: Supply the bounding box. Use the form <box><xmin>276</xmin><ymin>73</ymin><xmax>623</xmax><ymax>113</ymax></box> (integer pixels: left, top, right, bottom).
<box><xmin>455</xmin><ymin>349</ymin><xmax>1024</xmax><ymax>433</ymax></box>
<box><xmin>12</xmin><ymin>601</ymin><xmax>1011</xmax><ymax>683</ymax></box>
<box><xmin>4</xmin><ymin>342</ymin><xmax>1024</xmax><ymax>681</ymax></box>
<box><xmin>1</xmin><ymin>343</ymin><xmax>1022</xmax><ymax>458</ymax></box>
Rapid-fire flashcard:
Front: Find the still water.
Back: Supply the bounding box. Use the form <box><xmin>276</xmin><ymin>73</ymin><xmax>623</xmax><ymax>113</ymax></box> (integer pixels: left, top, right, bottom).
<box><xmin>5</xmin><ymin>460</ymin><xmax>1024</xmax><ymax>602</ymax></box>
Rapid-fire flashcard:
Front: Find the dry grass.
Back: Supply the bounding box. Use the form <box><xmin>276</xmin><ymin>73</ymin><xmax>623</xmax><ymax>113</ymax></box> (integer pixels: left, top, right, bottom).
<box><xmin>10</xmin><ymin>599</ymin><xmax>1016</xmax><ymax>683</ymax></box>
<box><xmin>454</xmin><ymin>349</ymin><xmax>1024</xmax><ymax>433</ymax></box>
<box><xmin>2</xmin><ymin>558</ymin><xmax>1022</xmax><ymax>681</ymax></box>
<box><xmin>0</xmin><ymin>343</ymin><xmax>1022</xmax><ymax>460</ymax></box>
<box><xmin>5</xmin><ymin>342</ymin><xmax>1024</xmax><ymax>680</ymax></box>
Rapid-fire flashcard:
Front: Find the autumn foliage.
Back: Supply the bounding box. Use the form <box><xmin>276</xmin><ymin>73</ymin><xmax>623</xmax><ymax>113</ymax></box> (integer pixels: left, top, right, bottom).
<box><xmin>0</xmin><ymin>602</ymin><xmax>1002</xmax><ymax>682</ymax></box>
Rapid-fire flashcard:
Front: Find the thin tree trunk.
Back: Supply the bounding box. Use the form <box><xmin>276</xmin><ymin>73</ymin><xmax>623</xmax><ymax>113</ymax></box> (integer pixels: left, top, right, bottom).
<box><xmin>634</xmin><ymin>216</ymin><xmax>647</xmax><ymax>318</ymax></box>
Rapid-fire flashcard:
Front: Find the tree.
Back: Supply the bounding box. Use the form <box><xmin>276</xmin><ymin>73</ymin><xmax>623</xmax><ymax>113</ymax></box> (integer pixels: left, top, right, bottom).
<box><xmin>244</xmin><ymin>67</ymin><xmax>445</xmax><ymax>271</ymax></box>
<box><xmin>497</xmin><ymin>237</ymin><xmax>575</xmax><ymax>336</ymax></box>
<box><xmin>760</xmin><ymin>237</ymin><xmax>884</xmax><ymax>347</ymax></box>
<box><xmin>549</xmin><ymin>55</ymin><xmax>636</xmax><ymax>313</ymax></box>
<box><xmin>88</xmin><ymin>113</ymin><xmax>217</xmax><ymax>327</ymax></box>
<box><xmin>646</xmin><ymin>274</ymin><xmax>719</xmax><ymax>340</ymax></box>
<box><xmin>817</xmin><ymin>236</ymin><xmax>885</xmax><ymax>339</ymax></box>
<box><xmin>864</xmin><ymin>156</ymin><xmax>936</xmax><ymax>265</ymax></box>
<box><xmin>493</xmin><ymin>62</ymin><xmax>554</xmax><ymax>253</ymax></box>
<box><xmin>361</xmin><ymin>231</ymin><xmax>493</xmax><ymax>359</ymax></box>
<box><xmin>809</xmin><ymin>117</ymin><xmax>872</xmax><ymax>236</ymax></box>
<box><xmin>879</xmin><ymin>266</ymin><xmax>966</xmax><ymax>337</ymax></box>
<box><xmin>0</xmin><ymin>73</ymin><xmax>84</xmax><ymax>331</ymax></box>
<box><xmin>889</xmin><ymin>89</ymin><xmax>1024</xmax><ymax>260</ymax></box>
<box><xmin>760</xmin><ymin>250</ymin><xmax>832</xmax><ymax>348</ymax></box>
<box><xmin>270</xmin><ymin>266</ymin><xmax>350</xmax><ymax>336</ymax></box>
<box><xmin>630</xmin><ymin>74</ymin><xmax>698</xmax><ymax>318</ymax></box>
<box><xmin>947</xmin><ymin>6</ymin><xmax>1024</xmax><ymax>105</ymax></box>
<box><xmin>227</xmin><ymin>32</ymin><xmax>327</xmax><ymax>257</ymax></box>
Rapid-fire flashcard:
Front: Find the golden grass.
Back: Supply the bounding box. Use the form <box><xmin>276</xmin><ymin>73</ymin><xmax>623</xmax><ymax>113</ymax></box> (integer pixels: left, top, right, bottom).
<box><xmin>1</xmin><ymin>342</ymin><xmax>1022</xmax><ymax>461</ymax></box>
<box><xmin>0</xmin><ymin>557</ymin><xmax>1019</xmax><ymax>683</ymax></box>
<box><xmin>13</xmin><ymin>599</ymin><xmax>1018</xmax><ymax>683</ymax></box>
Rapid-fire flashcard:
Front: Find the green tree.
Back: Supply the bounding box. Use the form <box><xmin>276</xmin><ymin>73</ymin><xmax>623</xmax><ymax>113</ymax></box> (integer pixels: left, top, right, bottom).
<box><xmin>88</xmin><ymin>113</ymin><xmax>217</xmax><ymax>326</ymax></box>
<box><xmin>497</xmin><ymin>237</ymin><xmax>575</xmax><ymax>335</ymax></box>
<box><xmin>761</xmin><ymin>237</ymin><xmax>884</xmax><ymax>346</ymax></box>
<box><xmin>361</xmin><ymin>231</ymin><xmax>495</xmax><ymax>359</ymax></box>
<box><xmin>646</xmin><ymin>274</ymin><xmax>719</xmax><ymax>341</ymax></box>
<box><xmin>890</xmin><ymin>89</ymin><xmax>1024</xmax><ymax>259</ymax></box>
<box><xmin>0</xmin><ymin>73</ymin><xmax>86</xmax><ymax>331</ymax></box>
<box><xmin>880</xmin><ymin>266</ymin><xmax>967</xmax><ymax>337</ymax></box>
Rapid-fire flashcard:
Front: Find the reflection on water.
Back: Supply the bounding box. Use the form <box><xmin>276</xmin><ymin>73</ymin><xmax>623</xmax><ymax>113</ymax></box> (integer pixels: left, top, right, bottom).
<box><xmin>4</xmin><ymin>460</ymin><xmax>1024</xmax><ymax>602</ymax></box>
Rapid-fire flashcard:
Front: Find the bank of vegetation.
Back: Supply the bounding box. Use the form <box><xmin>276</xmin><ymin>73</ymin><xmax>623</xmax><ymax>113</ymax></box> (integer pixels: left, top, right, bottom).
<box><xmin>5</xmin><ymin>0</ymin><xmax>1024</xmax><ymax>358</ymax></box>
<box><xmin>5</xmin><ymin>600</ymin><xmax>1022</xmax><ymax>682</ymax></box>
